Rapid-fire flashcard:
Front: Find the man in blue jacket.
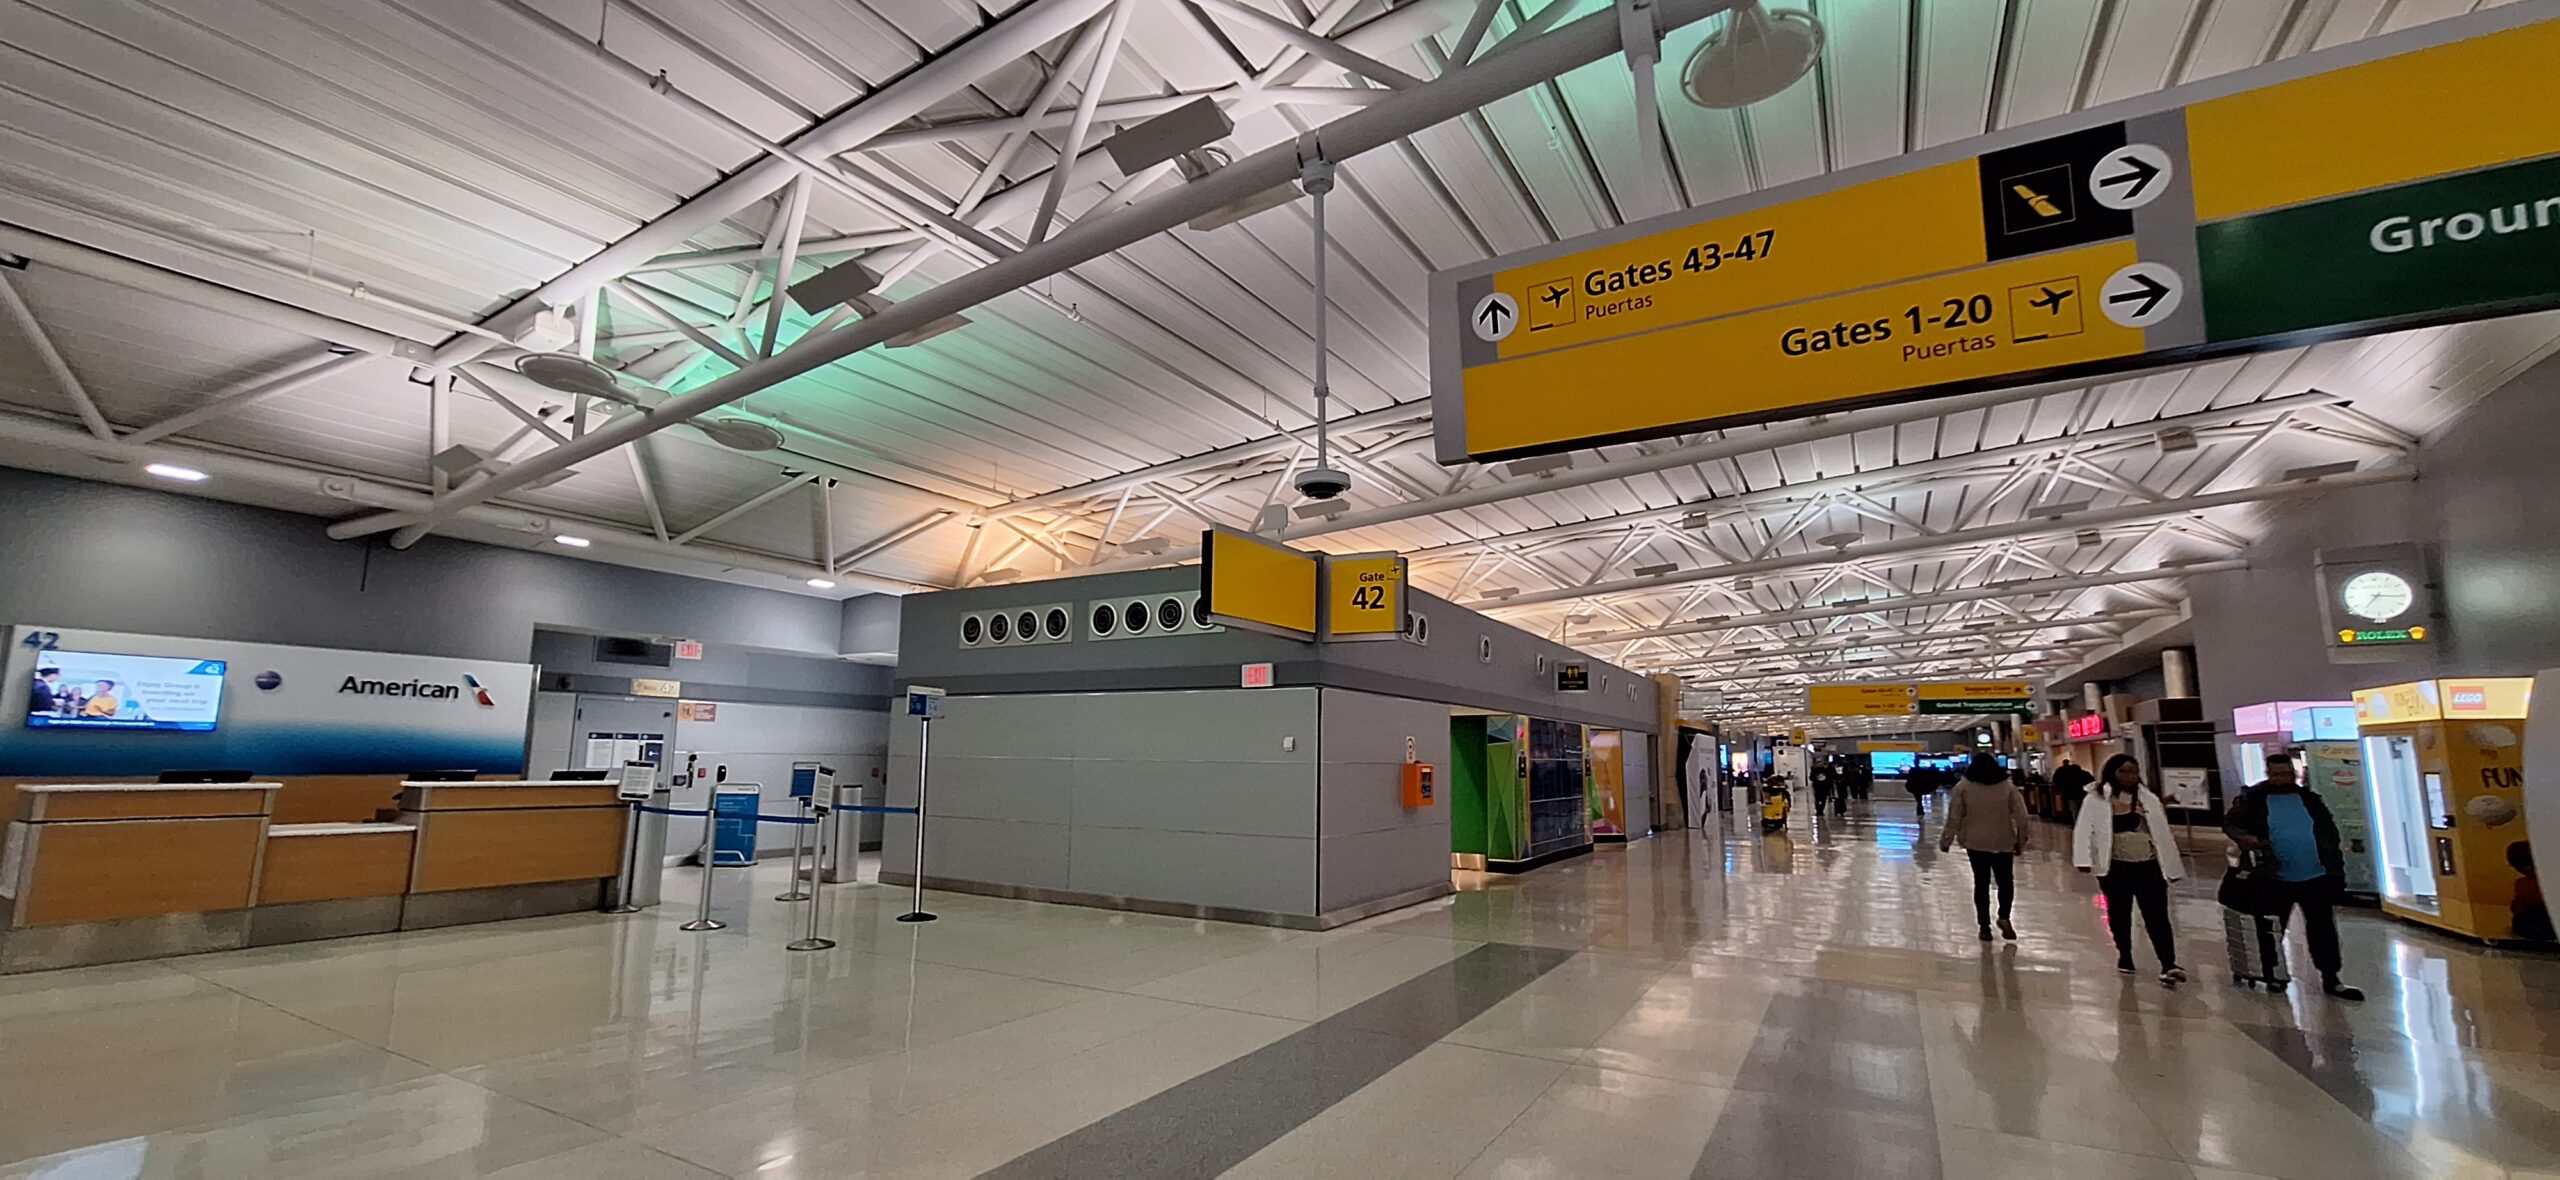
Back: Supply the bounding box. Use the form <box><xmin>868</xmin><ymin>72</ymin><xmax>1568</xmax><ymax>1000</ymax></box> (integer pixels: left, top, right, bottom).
<box><xmin>2225</xmin><ymin>753</ymin><xmax>2365</xmax><ymax>1001</ymax></box>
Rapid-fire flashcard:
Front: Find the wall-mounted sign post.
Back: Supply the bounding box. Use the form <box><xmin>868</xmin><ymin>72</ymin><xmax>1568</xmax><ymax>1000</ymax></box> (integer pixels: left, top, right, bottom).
<box><xmin>1431</xmin><ymin>10</ymin><xmax>2560</xmax><ymax>464</ymax></box>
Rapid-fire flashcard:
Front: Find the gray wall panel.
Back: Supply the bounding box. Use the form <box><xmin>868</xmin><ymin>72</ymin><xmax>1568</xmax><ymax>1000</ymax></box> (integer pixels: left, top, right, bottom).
<box><xmin>1083</xmin><ymin>689</ymin><xmax>1317</xmax><ymax>763</ymax></box>
<box><xmin>0</xmin><ymin>468</ymin><xmax>847</xmax><ymax>662</ymax></box>
<box><xmin>2188</xmin><ymin>352</ymin><xmax>2560</xmax><ymax>718</ymax></box>
<box><xmin>882</xmin><ymin>813</ymin><xmax>1072</xmax><ymax>892</ymax></box>
<box><xmin>1317</xmin><ymin>689</ymin><xmax>1455</xmax><ymax>839</ymax></box>
<box><xmin>900</xmin><ymin>756</ymin><xmax>1074</xmax><ymax>825</ymax></box>
<box><xmin>1317</xmin><ymin>689</ymin><xmax>1454</xmax><ymax>911</ymax></box>
<box><xmin>1071</xmin><ymin>759</ymin><xmax>1315</xmax><ymax>838</ymax></box>
<box><xmin>1318</xmin><ymin>825</ymin><xmax>1453</xmax><ymax>913</ymax></box>
<box><xmin>895</xmin><ymin>566</ymin><xmax>1655</xmax><ymax>735</ymax></box>
<box><xmin>1069</xmin><ymin>827</ymin><xmax>1315</xmax><ymax>915</ymax></box>
<box><xmin>531</xmin><ymin>629</ymin><xmax>891</xmax><ymax>705</ymax></box>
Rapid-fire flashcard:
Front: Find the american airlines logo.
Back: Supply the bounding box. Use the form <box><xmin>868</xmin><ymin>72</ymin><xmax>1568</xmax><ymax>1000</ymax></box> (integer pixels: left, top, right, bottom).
<box><xmin>337</xmin><ymin>673</ymin><xmax>497</xmax><ymax>707</ymax></box>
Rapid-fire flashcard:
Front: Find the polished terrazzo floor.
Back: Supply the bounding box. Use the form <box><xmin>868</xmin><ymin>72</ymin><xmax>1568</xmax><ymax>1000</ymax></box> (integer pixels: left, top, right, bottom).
<box><xmin>6</xmin><ymin>795</ymin><xmax>2560</xmax><ymax>1178</ymax></box>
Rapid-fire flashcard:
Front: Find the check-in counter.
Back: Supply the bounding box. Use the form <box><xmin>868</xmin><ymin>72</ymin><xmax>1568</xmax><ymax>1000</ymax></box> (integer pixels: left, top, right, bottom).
<box><xmin>0</xmin><ymin>775</ymin><xmax>635</xmax><ymax>972</ymax></box>
<box><xmin>397</xmin><ymin>780</ymin><xmax>627</xmax><ymax>928</ymax></box>
<box><xmin>1</xmin><ymin>783</ymin><xmax>279</xmax><ymax>972</ymax></box>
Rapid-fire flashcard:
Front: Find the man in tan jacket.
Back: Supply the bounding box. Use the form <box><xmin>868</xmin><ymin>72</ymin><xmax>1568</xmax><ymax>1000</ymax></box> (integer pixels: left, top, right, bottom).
<box><xmin>1939</xmin><ymin>754</ymin><xmax>2033</xmax><ymax>941</ymax></box>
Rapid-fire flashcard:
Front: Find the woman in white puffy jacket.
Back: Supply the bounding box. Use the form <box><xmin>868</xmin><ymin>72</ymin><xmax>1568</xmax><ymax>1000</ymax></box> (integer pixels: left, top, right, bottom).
<box><xmin>2073</xmin><ymin>754</ymin><xmax>2188</xmax><ymax>984</ymax></box>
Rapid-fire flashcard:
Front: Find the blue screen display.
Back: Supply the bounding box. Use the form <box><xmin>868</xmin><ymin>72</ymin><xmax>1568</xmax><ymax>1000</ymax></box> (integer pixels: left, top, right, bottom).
<box><xmin>25</xmin><ymin>652</ymin><xmax>227</xmax><ymax>733</ymax></box>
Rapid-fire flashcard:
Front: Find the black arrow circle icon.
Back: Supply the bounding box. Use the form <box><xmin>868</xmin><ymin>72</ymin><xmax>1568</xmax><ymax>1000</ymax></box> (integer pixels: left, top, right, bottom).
<box><xmin>2097</xmin><ymin>156</ymin><xmax>2161</xmax><ymax>200</ymax></box>
<box><xmin>2107</xmin><ymin>273</ymin><xmax>2171</xmax><ymax>319</ymax></box>
<box><xmin>1479</xmin><ymin>302</ymin><xmax>1512</xmax><ymax>331</ymax></box>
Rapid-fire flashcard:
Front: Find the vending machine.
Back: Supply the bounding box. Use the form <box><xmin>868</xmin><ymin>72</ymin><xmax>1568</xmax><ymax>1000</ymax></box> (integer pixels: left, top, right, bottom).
<box><xmin>2352</xmin><ymin>678</ymin><xmax>2536</xmax><ymax>942</ymax></box>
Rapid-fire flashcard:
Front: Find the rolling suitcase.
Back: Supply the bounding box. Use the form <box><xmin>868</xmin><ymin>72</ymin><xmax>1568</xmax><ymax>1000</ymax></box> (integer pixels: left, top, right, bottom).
<box><xmin>2223</xmin><ymin>907</ymin><xmax>2291</xmax><ymax>991</ymax></box>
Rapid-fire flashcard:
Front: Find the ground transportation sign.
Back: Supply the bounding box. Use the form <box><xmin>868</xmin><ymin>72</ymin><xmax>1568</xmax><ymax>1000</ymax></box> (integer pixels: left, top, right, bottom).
<box><xmin>1430</xmin><ymin>7</ymin><xmax>2560</xmax><ymax>464</ymax></box>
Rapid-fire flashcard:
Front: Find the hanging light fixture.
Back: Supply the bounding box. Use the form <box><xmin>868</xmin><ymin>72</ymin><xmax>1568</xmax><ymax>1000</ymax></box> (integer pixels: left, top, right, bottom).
<box><xmin>514</xmin><ymin>353</ymin><xmax>643</xmax><ymax>406</ymax></box>
<box><xmin>1291</xmin><ymin>145</ymin><xmax>1351</xmax><ymax>503</ymax></box>
<box><xmin>1680</xmin><ymin>2</ymin><xmax>1825</xmax><ymax>109</ymax></box>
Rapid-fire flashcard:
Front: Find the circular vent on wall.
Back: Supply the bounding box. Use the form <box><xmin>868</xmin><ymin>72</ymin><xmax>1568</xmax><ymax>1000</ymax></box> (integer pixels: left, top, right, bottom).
<box><xmin>988</xmin><ymin>612</ymin><xmax>1011</xmax><ymax>643</ymax></box>
<box><xmin>1158</xmin><ymin>598</ymin><xmax>1185</xmax><ymax>632</ymax></box>
<box><xmin>1123</xmin><ymin>601</ymin><xmax>1151</xmax><ymax>634</ymax></box>
<box><xmin>961</xmin><ymin>615</ymin><xmax>983</xmax><ymax>645</ymax></box>
<box><xmin>1193</xmin><ymin>597</ymin><xmax>1213</xmax><ymax>628</ymax></box>
<box><xmin>1091</xmin><ymin>603</ymin><xmax>1117</xmax><ymax>636</ymax></box>
<box><xmin>1044</xmin><ymin>608</ymin><xmax>1069</xmax><ymax>640</ymax></box>
<box><xmin>1016</xmin><ymin>611</ymin><xmax>1039</xmax><ymax>642</ymax></box>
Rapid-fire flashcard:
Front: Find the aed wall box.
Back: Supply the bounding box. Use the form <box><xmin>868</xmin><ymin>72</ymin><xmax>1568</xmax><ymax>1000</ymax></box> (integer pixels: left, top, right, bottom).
<box><xmin>1402</xmin><ymin>762</ymin><xmax>1436</xmax><ymax>808</ymax></box>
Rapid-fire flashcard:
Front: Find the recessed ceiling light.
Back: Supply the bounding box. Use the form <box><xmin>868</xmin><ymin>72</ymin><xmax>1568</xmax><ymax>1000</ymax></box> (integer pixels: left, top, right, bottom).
<box><xmin>806</xmin><ymin>578</ymin><xmax>837</xmax><ymax>589</ymax></box>
<box><xmin>552</xmin><ymin>534</ymin><xmax>591</xmax><ymax>548</ymax></box>
<box><xmin>144</xmin><ymin>462</ymin><xmax>208</xmax><ymax>482</ymax></box>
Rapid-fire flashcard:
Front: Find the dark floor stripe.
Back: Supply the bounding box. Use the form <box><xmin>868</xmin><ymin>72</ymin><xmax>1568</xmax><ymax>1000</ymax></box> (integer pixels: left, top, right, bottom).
<box><xmin>1693</xmin><ymin>977</ymin><xmax>1943</xmax><ymax>1180</ymax></box>
<box><xmin>980</xmin><ymin>941</ymin><xmax>1575</xmax><ymax>1179</ymax></box>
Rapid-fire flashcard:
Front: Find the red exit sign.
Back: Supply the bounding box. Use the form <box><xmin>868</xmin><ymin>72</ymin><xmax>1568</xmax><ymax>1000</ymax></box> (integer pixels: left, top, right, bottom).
<box><xmin>2067</xmin><ymin>713</ymin><xmax>2109</xmax><ymax>740</ymax></box>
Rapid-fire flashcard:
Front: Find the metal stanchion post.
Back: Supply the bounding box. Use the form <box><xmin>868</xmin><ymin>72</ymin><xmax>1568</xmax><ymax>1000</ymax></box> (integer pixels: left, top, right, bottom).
<box><xmin>605</xmin><ymin>798</ymin><xmax>645</xmax><ymax>913</ymax></box>
<box><xmin>680</xmin><ymin>765</ymin><xmax>726</xmax><ymax>932</ymax></box>
<box><xmin>897</xmin><ymin>710</ymin><xmax>938</xmax><ymax>923</ymax></box>
<box><xmin>775</xmin><ymin>797</ymin><xmax>813</xmax><ymax>902</ymax></box>
<box><xmin>787</xmin><ymin>801</ymin><xmax>836</xmax><ymax>952</ymax></box>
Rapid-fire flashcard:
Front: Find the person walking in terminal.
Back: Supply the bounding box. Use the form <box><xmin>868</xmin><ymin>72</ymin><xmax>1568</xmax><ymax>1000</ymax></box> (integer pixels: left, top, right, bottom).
<box><xmin>1941</xmin><ymin>754</ymin><xmax>2032</xmax><ymax>942</ymax></box>
<box><xmin>2075</xmin><ymin>754</ymin><xmax>2188</xmax><ymax>985</ymax></box>
<box><xmin>2226</xmin><ymin>752</ymin><xmax>2367</xmax><ymax>1001</ymax></box>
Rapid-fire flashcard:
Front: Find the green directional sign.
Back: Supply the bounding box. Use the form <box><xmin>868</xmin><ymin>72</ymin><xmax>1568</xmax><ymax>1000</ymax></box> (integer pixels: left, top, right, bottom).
<box><xmin>2200</xmin><ymin>153</ymin><xmax>2560</xmax><ymax>343</ymax></box>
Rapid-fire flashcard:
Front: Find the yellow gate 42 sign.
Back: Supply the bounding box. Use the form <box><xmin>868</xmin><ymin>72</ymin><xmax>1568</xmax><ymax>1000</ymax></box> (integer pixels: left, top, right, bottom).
<box><xmin>1323</xmin><ymin>552</ymin><xmax>1408</xmax><ymax>641</ymax></box>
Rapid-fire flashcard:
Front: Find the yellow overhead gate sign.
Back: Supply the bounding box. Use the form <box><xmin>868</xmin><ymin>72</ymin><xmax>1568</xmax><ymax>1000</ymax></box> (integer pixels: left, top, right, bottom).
<box><xmin>1808</xmin><ymin>681</ymin><xmax>2034</xmax><ymax>717</ymax></box>
<box><xmin>1201</xmin><ymin>533</ymin><xmax>1412</xmax><ymax>644</ymax></box>
<box><xmin>1322</xmin><ymin>552</ymin><xmax>1407</xmax><ymax>641</ymax></box>
<box><xmin>1430</xmin><ymin>7</ymin><xmax>2560</xmax><ymax>463</ymax></box>
<box><xmin>1200</xmin><ymin>527</ymin><xmax>1319</xmax><ymax>640</ymax></box>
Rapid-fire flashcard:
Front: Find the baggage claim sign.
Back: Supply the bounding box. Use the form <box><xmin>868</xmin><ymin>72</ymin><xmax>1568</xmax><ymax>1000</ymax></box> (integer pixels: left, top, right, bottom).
<box><xmin>1429</xmin><ymin>9</ymin><xmax>2560</xmax><ymax>463</ymax></box>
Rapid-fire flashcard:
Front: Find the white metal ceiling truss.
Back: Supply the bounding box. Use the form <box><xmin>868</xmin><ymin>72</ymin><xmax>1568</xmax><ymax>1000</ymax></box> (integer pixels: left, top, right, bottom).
<box><xmin>0</xmin><ymin>0</ymin><xmax>2550</xmax><ymax>720</ymax></box>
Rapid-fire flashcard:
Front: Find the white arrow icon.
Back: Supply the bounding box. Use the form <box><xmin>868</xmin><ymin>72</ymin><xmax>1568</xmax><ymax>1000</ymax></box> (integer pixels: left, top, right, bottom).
<box><xmin>1471</xmin><ymin>292</ymin><xmax>1519</xmax><ymax>342</ymax></box>
<box><xmin>2102</xmin><ymin>262</ymin><xmax>2184</xmax><ymax>328</ymax></box>
<box><xmin>2090</xmin><ymin>144</ymin><xmax>2173</xmax><ymax>211</ymax></box>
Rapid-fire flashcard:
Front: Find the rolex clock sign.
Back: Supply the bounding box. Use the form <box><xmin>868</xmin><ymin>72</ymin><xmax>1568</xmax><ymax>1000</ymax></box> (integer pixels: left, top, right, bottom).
<box><xmin>2316</xmin><ymin>543</ymin><xmax>2436</xmax><ymax>663</ymax></box>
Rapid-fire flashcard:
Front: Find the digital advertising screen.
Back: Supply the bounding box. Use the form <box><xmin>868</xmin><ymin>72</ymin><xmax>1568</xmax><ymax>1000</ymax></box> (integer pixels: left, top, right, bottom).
<box><xmin>24</xmin><ymin>651</ymin><xmax>227</xmax><ymax>732</ymax></box>
<box><xmin>1870</xmin><ymin>751</ymin><xmax>1917</xmax><ymax>777</ymax></box>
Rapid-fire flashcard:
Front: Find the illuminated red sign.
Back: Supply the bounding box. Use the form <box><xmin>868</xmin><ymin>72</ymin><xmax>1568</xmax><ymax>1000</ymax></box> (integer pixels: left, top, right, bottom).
<box><xmin>2067</xmin><ymin>713</ymin><xmax>2109</xmax><ymax>740</ymax></box>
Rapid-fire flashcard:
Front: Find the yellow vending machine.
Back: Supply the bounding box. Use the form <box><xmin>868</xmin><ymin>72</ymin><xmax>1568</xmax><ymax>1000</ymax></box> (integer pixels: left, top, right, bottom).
<box><xmin>2352</xmin><ymin>678</ymin><xmax>2538</xmax><ymax>943</ymax></box>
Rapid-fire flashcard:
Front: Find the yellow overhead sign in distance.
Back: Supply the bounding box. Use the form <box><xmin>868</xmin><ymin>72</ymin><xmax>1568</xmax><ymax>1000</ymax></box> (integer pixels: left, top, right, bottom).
<box><xmin>1806</xmin><ymin>684</ymin><xmax>1917</xmax><ymax>716</ymax></box>
<box><xmin>1860</xmin><ymin>741</ymin><xmax>1927</xmax><ymax>754</ymax></box>
<box><xmin>1322</xmin><ymin>552</ymin><xmax>1407</xmax><ymax>641</ymax></box>
<box><xmin>1200</xmin><ymin>528</ymin><xmax>1318</xmax><ymax>640</ymax></box>
<box><xmin>1809</xmin><ymin>680</ymin><xmax>2035</xmax><ymax>716</ymax></box>
<box><xmin>1918</xmin><ymin>681</ymin><xmax>2034</xmax><ymax>703</ymax></box>
<box><xmin>1430</xmin><ymin>9</ymin><xmax>2560</xmax><ymax>464</ymax></box>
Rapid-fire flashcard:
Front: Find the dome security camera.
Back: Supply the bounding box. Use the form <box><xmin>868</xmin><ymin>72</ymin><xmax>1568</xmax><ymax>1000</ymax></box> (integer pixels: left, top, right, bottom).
<box><xmin>1294</xmin><ymin>466</ymin><xmax>1351</xmax><ymax>500</ymax></box>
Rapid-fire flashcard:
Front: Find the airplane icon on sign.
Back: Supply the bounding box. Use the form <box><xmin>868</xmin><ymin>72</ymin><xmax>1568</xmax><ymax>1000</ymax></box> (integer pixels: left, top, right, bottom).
<box><xmin>2005</xmin><ymin>276</ymin><xmax>2084</xmax><ymax>343</ymax></box>
<box><xmin>1526</xmin><ymin>275</ymin><xmax>1578</xmax><ymax>332</ymax></box>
